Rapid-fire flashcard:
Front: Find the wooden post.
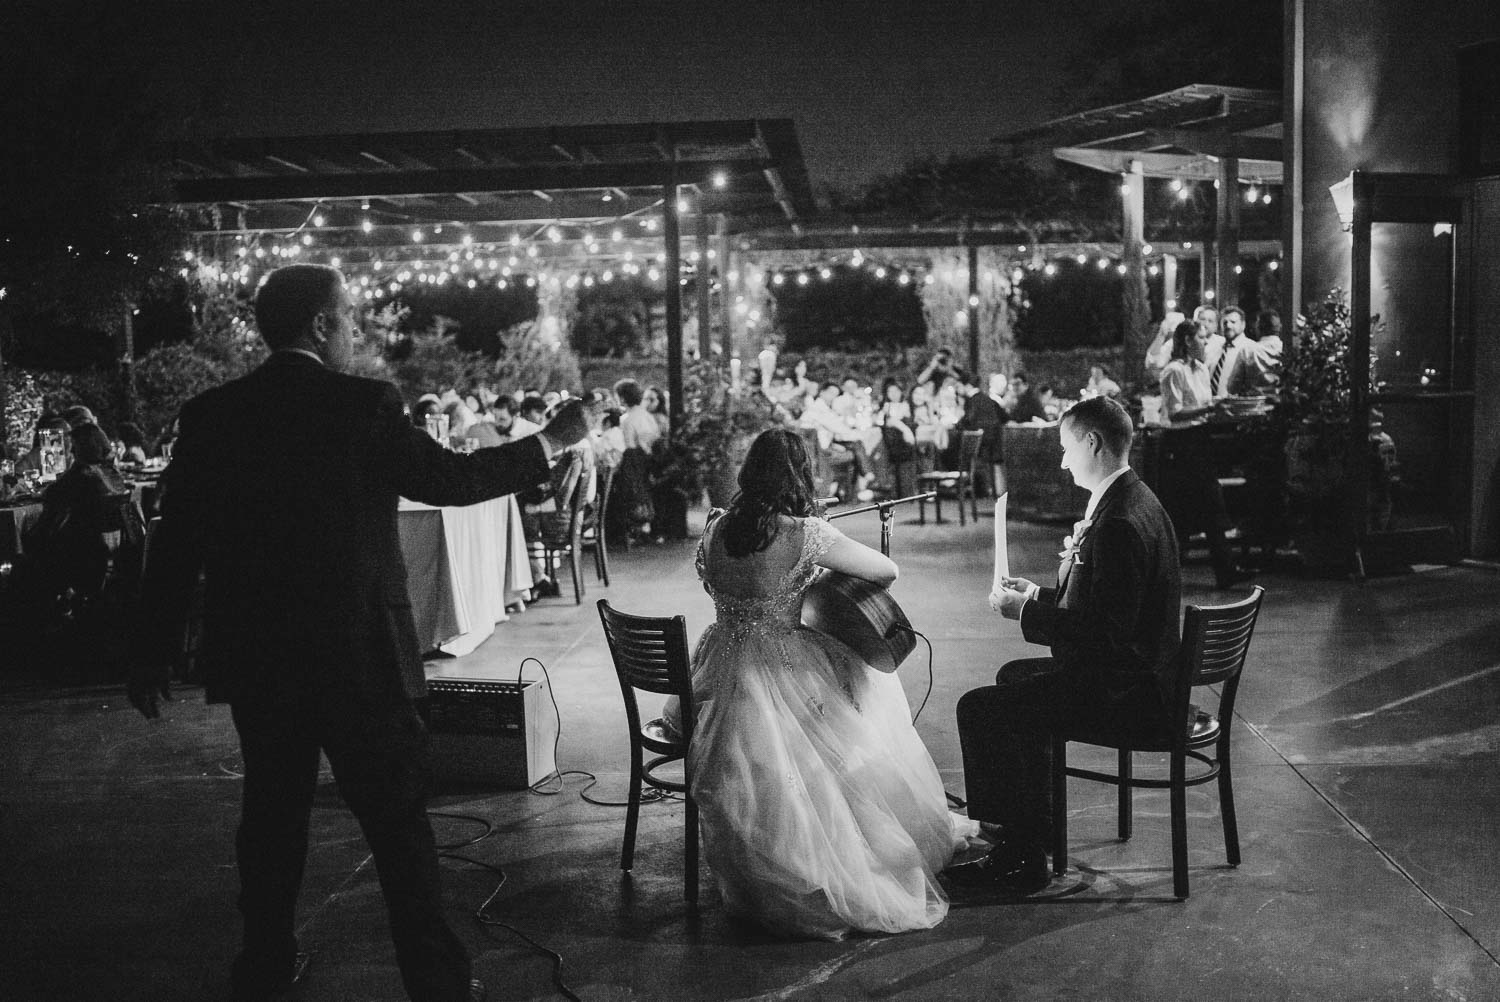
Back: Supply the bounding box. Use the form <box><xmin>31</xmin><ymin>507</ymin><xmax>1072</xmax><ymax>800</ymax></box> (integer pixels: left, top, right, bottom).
<box><xmin>1163</xmin><ymin>254</ymin><xmax>1179</xmax><ymax>311</ymax></box>
<box><xmin>1198</xmin><ymin>243</ymin><xmax>1212</xmax><ymax>308</ymax></box>
<box><xmin>967</xmin><ymin>244</ymin><xmax>980</xmax><ymax>376</ymax></box>
<box><xmin>695</xmin><ymin>211</ymin><xmax>712</xmax><ymax>361</ymax></box>
<box><xmin>1348</xmin><ymin>170</ymin><xmax>1373</xmax><ymax>577</ymax></box>
<box><xmin>1283</xmin><ymin>0</ymin><xmax>1305</xmax><ymax>332</ymax></box>
<box><xmin>1215</xmin><ymin>155</ymin><xmax>1241</xmax><ymax>308</ymax></box>
<box><xmin>1121</xmin><ymin>159</ymin><xmax>1151</xmax><ymax>364</ymax></box>
<box><xmin>716</xmin><ymin>221</ymin><xmax>734</xmax><ymax>366</ymax></box>
<box><xmin>664</xmin><ymin>156</ymin><xmax>684</xmax><ymax>434</ymax></box>
<box><xmin>120</xmin><ymin>306</ymin><xmax>138</xmax><ymax>423</ymax></box>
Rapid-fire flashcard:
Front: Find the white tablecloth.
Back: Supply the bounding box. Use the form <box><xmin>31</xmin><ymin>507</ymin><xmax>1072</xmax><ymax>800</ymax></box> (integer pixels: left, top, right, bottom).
<box><xmin>398</xmin><ymin>495</ymin><xmax>532</xmax><ymax>657</ymax></box>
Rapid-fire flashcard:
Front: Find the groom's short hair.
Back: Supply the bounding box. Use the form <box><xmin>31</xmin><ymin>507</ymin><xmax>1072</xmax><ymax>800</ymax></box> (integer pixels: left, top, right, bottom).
<box><xmin>1062</xmin><ymin>396</ymin><xmax>1132</xmax><ymax>458</ymax></box>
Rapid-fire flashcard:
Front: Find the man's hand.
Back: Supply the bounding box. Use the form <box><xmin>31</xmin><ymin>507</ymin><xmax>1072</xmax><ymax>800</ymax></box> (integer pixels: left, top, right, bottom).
<box><xmin>999</xmin><ymin>576</ymin><xmax>1036</xmax><ymax>595</ymax></box>
<box><xmin>127</xmin><ymin>665</ymin><xmax>173</xmax><ymax>720</ymax></box>
<box><xmin>539</xmin><ymin>400</ymin><xmax>590</xmax><ymax>454</ymax></box>
<box><xmin>988</xmin><ymin>586</ymin><xmax>1028</xmax><ymax>620</ymax></box>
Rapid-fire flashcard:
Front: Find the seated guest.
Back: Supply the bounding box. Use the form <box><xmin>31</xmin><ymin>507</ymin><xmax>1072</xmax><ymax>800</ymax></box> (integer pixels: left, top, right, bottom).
<box><xmin>491</xmin><ymin>397</ymin><xmax>543</xmax><ymax>443</ymax></box>
<box><xmin>1007</xmin><ymin>372</ymin><xmax>1047</xmax><ymax>424</ymax></box>
<box><xmin>1086</xmin><ymin>365</ymin><xmax>1122</xmax><ymax>399</ymax></box>
<box><xmin>62</xmin><ymin>404</ymin><xmax>100</xmax><ymax>431</ymax></box>
<box><xmin>876</xmin><ymin>377</ymin><xmax>916</xmax><ymax>493</ymax></box>
<box><xmin>909</xmin><ymin>381</ymin><xmax>948</xmax><ymax>468</ymax></box>
<box><xmin>443</xmin><ymin>399</ymin><xmax>503</xmax><ymax>451</ymax></box>
<box><xmin>1036</xmin><ymin>384</ymin><xmax>1058</xmax><ymax>419</ymax></box>
<box><xmin>115</xmin><ymin>422</ymin><xmax>149</xmax><ymax>466</ymax></box>
<box><xmin>614</xmin><ymin>379</ymin><xmax>662</xmax><ymax>454</ymax></box>
<box><xmin>592</xmin><ymin>405</ymin><xmax>626</xmax><ymax>471</ymax></box>
<box><xmin>410</xmin><ymin>393</ymin><xmax>442</xmax><ymax>429</ymax></box>
<box><xmin>960</xmin><ymin>373</ymin><xmax>1011</xmax><ymax>497</ymax></box>
<box><xmin>799</xmin><ymin>381</ymin><xmax>875</xmax><ymax>501</ymax></box>
<box><xmin>1158</xmin><ymin>321</ymin><xmax>1252</xmax><ymax>589</ymax></box>
<box><xmin>29</xmin><ymin>422</ymin><xmax>144</xmax><ymax>602</ymax></box>
<box><xmin>517</xmin><ymin>395</ymin><xmax>549</xmax><ymax>429</ymax></box>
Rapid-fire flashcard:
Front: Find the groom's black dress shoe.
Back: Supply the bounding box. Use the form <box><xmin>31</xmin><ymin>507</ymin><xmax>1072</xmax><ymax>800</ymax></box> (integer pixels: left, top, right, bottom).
<box><xmin>230</xmin><ymin>951</ymin><xmax>312</xmax><ymax>1000</ymax></box>
<box><xmin>944</xmin><ymin>842</ymin><xmax>1051</xmax><ymax>895</ymax></box>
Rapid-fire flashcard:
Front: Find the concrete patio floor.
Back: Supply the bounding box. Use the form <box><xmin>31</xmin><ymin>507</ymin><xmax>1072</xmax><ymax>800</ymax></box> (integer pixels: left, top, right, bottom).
<box><xmin>3</xmin><ymin>505</ymin><xmax>1499</xmax><ymax>1001</ymax></box>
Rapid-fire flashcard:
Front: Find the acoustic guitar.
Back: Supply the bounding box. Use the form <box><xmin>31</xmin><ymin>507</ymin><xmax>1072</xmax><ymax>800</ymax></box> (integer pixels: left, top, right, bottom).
<box><xmin>800</xmin><ymin>570</ymin><xmax>917</xmax><ymax>673</ymax></box>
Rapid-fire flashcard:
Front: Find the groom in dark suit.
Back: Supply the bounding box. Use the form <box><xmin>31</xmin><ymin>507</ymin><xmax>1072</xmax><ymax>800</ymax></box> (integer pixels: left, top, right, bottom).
<box><xmin>129</xmin><ymin>265</ymin><xmax>589</xmax><ymax>1002</ymax></box>
<box><xmin>949</xmin><ymin>396</ymin><xmax>1181</xmax><ymax>893</ymax></box>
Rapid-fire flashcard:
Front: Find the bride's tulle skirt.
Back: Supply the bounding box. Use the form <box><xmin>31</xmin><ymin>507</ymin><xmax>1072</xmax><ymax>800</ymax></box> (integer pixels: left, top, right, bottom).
<box><xmin>686</xmin><ymin>622</ymin><xmax>973</xmax><ymax>940</ymax></box>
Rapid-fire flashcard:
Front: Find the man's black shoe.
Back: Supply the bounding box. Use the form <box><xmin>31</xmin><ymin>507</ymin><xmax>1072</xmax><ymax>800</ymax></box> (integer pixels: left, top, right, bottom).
<box><xmin>944</xmin><ymin>843</ymin><xmax>1051</xmax><ymax>894</ymax></box>
<box><xmin>230</xmin><ymin>951</ymin><xmax>312</xmax><ymax>1000</ymax></box>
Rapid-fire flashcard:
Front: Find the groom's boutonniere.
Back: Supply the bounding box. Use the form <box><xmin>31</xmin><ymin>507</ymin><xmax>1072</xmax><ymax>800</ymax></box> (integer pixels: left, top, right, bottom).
<box><xmin>1059</xmin><ymin>517</ymin><xmax>1094</xmax><ymax>563</ymax></box>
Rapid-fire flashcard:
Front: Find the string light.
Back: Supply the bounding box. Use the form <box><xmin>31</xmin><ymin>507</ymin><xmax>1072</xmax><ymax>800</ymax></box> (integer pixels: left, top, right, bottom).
<box><xmin>712</xmin><ymin>171</ymin><xmax>728</xmax><ymax>189</ymax></box>
<box><xmin>412</xmin><ymin>229</ymin><xmax>423</xmax><ymax>243</ymax></box>
<box><xmin>312</xmin><ymin>212</ymin><xmax>326</xmax><ymax>227</ymax></box>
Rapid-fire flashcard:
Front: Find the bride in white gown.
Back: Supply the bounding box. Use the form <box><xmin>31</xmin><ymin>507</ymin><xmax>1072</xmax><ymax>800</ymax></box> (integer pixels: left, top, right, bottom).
<box><xmin>667</xmin><ymin>428</ymin><xmax>976</xmax><ymax>940</ymax></box>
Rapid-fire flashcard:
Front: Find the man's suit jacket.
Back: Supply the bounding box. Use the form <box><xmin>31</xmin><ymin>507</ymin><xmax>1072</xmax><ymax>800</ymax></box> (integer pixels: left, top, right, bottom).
<box><xmin>960</xmin><ymin>393</ymin><xmax>1009</xmax><ymax>463</ymax></box>
<box><xmin>1019</xmin><ymin>469</ymin><xmax>1182</xmax><ymax>703</ymax></box>
<box><xmin>136</xmin><ymin>352</ymin><xmax>552</xmax><ymax>706</ymax></box>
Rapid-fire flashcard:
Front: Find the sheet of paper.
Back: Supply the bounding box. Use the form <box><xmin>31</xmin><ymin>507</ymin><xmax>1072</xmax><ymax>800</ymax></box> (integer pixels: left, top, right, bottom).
<box><xmin>991</xmin><ymin>493</ymin><xmax>1009</xmax><ymax>594</ymax></box>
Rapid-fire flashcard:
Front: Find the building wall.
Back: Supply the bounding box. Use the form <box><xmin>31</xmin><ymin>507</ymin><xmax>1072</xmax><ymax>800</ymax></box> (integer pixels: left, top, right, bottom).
<box><xmin>1296</xmin><ymin>0</ymin><xmax>1500</xmax><ymax>555</ymax></box>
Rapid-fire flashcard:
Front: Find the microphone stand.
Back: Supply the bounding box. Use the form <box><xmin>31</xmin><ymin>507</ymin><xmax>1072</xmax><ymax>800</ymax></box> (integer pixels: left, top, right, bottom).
<box><xmin>822</xmin><ymin>492</ymin><xmax>936</xmax><ymax>557</ymax></box>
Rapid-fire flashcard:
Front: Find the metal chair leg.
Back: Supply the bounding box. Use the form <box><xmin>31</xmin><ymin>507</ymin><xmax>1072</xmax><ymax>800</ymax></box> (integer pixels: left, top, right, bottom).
<box><xmin>685</xmin><ymin>794</ymin><xmax>699</xmax><ymax>904</ymax></box>
<box><xmin>1117</xmin><ymin>748</ymin><xmax>1133</xmax><ymax>841</ymax></box>
<box><xmin>1171</xmin><ymin>749</ymin><xmax>1189</xmax><ymax>899</ymax></box>
<box><xmin>1052</xmin><ymin>735</ymin><xmax>1068</xmax><ymax>876</ymax></box>
<box><xmin>1218</xmin><ymin>734</ymin><xmax>1241</xmax><ymax>866</ymax></box>
<box><xmin>622</xmin><ymin>750</ymin><xmax>643</xmax><ymax>871</ymax></box>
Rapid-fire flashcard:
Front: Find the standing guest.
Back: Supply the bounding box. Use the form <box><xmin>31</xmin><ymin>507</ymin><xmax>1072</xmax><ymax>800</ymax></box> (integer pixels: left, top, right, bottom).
<box><xmin>1158</xmin><ymin>321</ymin><xmax>1253</xmax><ymax>589</ymax></box>
<box><xmin>960</xmin><ymin>373</ymin><xmax>1011</xmax><ymax>497</ymax></box>
<box><xmin>1143</xmin><ymin>311</ymin><xmax>1186</xmax><ymax>382</ymax></box>
<box><xmin>609</xmin><ymin>378</ymin><xmax>658</xmax><ymax>541</ymax></box>
<box><xmin>644</xmin><ymin>385</ymin><xmax>671</xmax><ymax>439</ymax></box>
<box><xmin>948</xmin><ymin>397</ymin><xmax>1181</xmax><ymax>893</ymax></box>
<box><xmin>915</xmin><ymin>347</ymin><xmax>967</xmax><ymax>392</ymax></box>
<box><xmin>1253</xmin><ymin>310</ymin><xmax>1284</xmax><ymax>359</ymax></box>
<box><xmin>128</xmin><ymin>264</ymin><xmax>590</xmax><ymax>1002</ymax></box>
<box><xmin>1208</xmin><ymin>306</ymin><xmax>1256</xmax><ymax>398</ymax></box>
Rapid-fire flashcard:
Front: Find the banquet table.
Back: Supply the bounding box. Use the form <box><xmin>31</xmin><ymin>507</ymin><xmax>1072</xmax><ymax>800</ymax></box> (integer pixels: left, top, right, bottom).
<box><xmin>0</xmin><ymin>500</ymin><xmax>45</xmax><ymax>560</ymax></box>
<box><xmin>398</xmin><ymin>495</ymin><xmax>532</xmax><ymax>657</ymax></box>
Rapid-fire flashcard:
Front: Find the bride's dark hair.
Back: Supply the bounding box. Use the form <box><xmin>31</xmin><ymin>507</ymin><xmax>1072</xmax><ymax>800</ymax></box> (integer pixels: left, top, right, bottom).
<box><xmin>721</xmin><ymin>428</ymin><xmax>819</xmax><ymax>558</ymax></box>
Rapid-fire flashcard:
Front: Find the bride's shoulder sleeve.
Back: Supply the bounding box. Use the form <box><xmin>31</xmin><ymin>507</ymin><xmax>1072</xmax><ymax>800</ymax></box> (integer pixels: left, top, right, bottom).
<box><xmin>799</xmin><ymin>515</ymin><xmax>844</xmax><ymax>565</ymax></box>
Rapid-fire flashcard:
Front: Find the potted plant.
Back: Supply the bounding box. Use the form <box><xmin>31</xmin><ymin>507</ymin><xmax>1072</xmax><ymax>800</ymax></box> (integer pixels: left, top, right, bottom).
<box><xmin>1276</xmin><ymin>289</ymin><xmax>1382</xmax><ymax>574</ymax></box>
<box><xmin>655</xmin><ymin>358</ymin><xmax>796</xmax><ymax>513</ymax></box>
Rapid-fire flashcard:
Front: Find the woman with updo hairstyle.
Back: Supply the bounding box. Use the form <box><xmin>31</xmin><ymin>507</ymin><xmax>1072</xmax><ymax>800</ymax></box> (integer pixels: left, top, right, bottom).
<box><xmin>665</xmin><ymin>427</ymin><xmax>975</xmax><ymax>941</ymax></box>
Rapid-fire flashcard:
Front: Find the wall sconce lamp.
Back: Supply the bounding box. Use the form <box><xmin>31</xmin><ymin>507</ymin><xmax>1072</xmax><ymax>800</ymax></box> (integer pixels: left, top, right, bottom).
<box><xmin>1328</xmin><ymin>172</ymin><xmax>1356</xmax><ymax>232</ymax></box>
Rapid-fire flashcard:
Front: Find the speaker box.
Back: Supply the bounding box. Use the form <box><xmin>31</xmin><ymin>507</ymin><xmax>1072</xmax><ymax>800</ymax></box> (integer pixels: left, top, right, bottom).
<box><xmin>425</xmin><ymin>676</ymin><xmax>557</xmax><ymax>788</ymax></box>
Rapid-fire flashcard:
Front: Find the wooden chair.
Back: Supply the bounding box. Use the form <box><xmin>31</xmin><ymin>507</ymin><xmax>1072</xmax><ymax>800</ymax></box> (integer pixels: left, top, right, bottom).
<box><xmin>596</xmin><ymin>600</ymin><xmax>698</xmax><ymax>903</ymax></box>
<box><xmin>533</xmin><ymin>452</ymin><xmax>589</xmax><ymax>604</ymax></box>
<box><xmin>1051</xmin><ymin>586</ymin><xmax>1265</xmax><ymax>899</ymax></box>
<box><xmin>917</xmin><ymin>429</ymin><xmax>983</xmax><ymax>525</ymax></box>
<box><xmin>582</xmin><ymin>464</ymin><xmax>615</xmax><ymax>587</ymax></box>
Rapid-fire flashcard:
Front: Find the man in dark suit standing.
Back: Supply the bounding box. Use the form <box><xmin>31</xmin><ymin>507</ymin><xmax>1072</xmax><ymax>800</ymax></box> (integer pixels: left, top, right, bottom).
<box><xmin>948</xmin><ymin>396</ymin><xmax>1181</xmax><ymax>892</ymax></box>
<box><xmin>129</xmin><ymin>265</ymin><xmax>589</xmax><ymax>1002</ymax></box>
<box><xmin>959</xmin><ymin>373</ymin><xmax>1010</xmax><ymax>497</ymax></box>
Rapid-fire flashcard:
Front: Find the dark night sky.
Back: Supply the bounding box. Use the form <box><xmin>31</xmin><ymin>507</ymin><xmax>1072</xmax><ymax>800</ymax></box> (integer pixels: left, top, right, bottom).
<box><xmin>132</xmin><ymin>0</ymin><xmax>1115</xmax><ymax>197</ymax></box>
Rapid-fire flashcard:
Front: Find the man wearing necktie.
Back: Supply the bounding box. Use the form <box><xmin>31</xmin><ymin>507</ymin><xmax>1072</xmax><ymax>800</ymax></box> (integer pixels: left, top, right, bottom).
<box><xmin>947</xmin><ymin>396</ymin><xmax>1182</xmax><ymax>893</ymax></box>
<box><xmin>1208</xmin><ymin>306</ymin><xmax>1251</xmax><ymax>398</ymax></box>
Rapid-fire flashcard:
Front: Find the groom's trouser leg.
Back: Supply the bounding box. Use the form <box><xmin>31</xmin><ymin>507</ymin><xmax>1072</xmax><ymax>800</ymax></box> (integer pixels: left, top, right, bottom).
<box><xmin>956</xmin><ymin>657</ymin><xmax>1065</xmax><ymax>849</ymax></box>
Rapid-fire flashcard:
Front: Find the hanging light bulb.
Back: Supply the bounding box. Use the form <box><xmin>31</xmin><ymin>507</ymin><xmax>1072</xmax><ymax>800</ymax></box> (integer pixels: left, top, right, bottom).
<box><xmin>676</xmin><ymin>198</ymin><xmax>689</xmax><ymax>213</ymax></box>
<box><xmin>361</xmin><ymin>218</ymin><xmax>373</xmax><ymax>234</ymax></box>
<box><xmin>796</xmin><ymin>272</ymin><xmax>810</xmax><ymax>286</ymax></box>
<box><xmin>1043</xmin><ymin>263</ymin><xmax>1058</xmax><ymax>276</ymax></box>
<box><xmin>509</xmin><ymin>233</ymin><xmax>521</xmax><ymax>246</ymax></box>
<box><xmin>412</xmin><ymin>229</ymin><xmax>424</xmax><ymax>243</ymax></box>
<box><xmin>1245</xmin><ymin>184</ymin><xmax>1260</xmax><ymax>204</ymax></box>
<box><xmin>712</xmin><ymin>171</ymin><xmax>728</xmax><ymax>189</ymax></box>
<box><xmin>312</xmin><ymin>212</ymin><xmax>326</xmax><ymax>227</ymax></box>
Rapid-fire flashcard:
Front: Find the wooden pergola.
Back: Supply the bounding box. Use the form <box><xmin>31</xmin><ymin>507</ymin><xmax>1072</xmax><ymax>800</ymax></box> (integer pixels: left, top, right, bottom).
<box><xmin>994</xmin><ymin>84</ymin><xmax>1283</xmax><ymax>358</ymax></box>
<box><xmin>161</xmin><ymin>119</ymin><xmax>818</xmax><ymax>429</ymax></box>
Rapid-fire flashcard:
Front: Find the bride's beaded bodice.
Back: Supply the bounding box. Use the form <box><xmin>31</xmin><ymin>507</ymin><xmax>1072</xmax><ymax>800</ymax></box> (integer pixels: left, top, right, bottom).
<box><xmin>697</xmin><ymin>514</ymin><xmax>838</xmax><ymax>641</ymax></box>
